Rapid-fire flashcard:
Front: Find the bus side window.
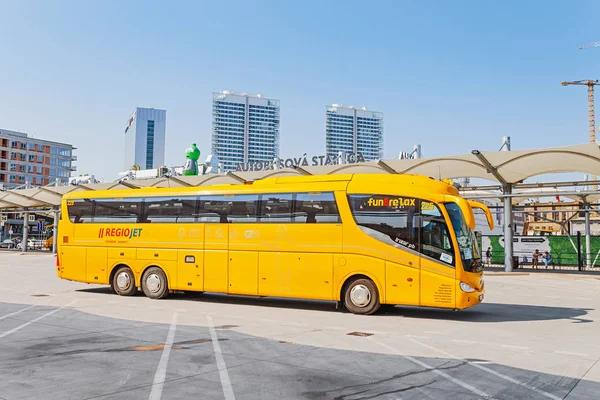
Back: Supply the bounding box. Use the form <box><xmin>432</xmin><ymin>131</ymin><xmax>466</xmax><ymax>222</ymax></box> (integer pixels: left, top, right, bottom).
<box><xmin>293</xmin><ymin>192</ymin><xmax>340</xmax><ymax>223</ymax></box>
<box><xmin>419</xmin><ymin>202</ymin><xmax>455</xmax><ymax>266</ymax></box>
<box><xmin>259</xmin><ymin>194</ymin><xmax>293</xmax><ymax>223</ymax></box>
<box><xmin>68</xmin><ymin>199</ymin><xmax>94</xmax><ymax>223</ymax></box>
<box><xmin>142</xmin><ymin>196</ymin><xmax>197</xmax><ymax>223</ymax></box>
<box><xmin>228</xmin><ymin>195</ymin><xmax>259</xmax><ymax>223</ymax></box>
<box><xmin>92</xmin><ymin>198</ymin><xmax>142</xmax><ymax>224</ymax></box>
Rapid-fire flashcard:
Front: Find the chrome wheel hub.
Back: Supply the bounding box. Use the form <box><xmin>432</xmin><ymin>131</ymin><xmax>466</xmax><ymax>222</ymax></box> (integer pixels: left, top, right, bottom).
<box><xmin>116</xmin><ymin>272</ymin><xmax>131</xmax><ymax>290</ymax></box>
<box><xmin>350</xmin><ymin>284</ymin><xmax>371</xmax><ymax>307</ymax></box>
<box><xmin>146</xmin><ymin>274</ymin><xmax>161</xmax><ymax>293</ymax></box>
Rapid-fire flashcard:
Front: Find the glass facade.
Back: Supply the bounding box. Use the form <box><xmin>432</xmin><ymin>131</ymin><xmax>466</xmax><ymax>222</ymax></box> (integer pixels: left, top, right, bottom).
<box><xmin>326</xmin><ymin>105</ymin><xmax>383</xmax><ymax>161</ymax></box>
<box><xmin>146</xmin><ymin>120</ymin><xmax>155</xmax><ymax>169</ymax></box>
<box><xmin>212</xmin><ymin>92</ymin><xmax>280</xmax><ymax>172</ymax></box>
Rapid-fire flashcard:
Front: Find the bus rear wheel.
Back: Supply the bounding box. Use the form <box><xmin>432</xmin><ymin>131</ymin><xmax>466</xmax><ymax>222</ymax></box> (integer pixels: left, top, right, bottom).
<box><xmin>344</xmin><ymin>278</ymin><xmax>380</xmax><ymax>315</ymax></box>
<box><xmin>141</xmin><ymin>267</ymin><xmax>169</xmax><ymax>300</ymax></box>
<box><xmin>112</xmin><ymin>266</ymin><xmax>137</xmax><ymax>297</ymax></box>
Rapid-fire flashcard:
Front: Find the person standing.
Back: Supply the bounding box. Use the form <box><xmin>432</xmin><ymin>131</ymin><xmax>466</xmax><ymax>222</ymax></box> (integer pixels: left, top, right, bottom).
<box><xmin>532</xmin><ymin>249</ymin><xmax>540</xmax><ymax>269</ymax></box>
<box><xmin>485</xmin><ymin>247</ymin><xmax>492</xmax><ymax>267</ymax></box>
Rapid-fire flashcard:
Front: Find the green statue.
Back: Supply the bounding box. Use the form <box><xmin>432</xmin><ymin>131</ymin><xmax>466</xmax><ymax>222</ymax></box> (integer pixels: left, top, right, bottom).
<box><xmin>183</xmin><ymin>143</ymin><xmax>201</xmax><ymax>176</ymax></box>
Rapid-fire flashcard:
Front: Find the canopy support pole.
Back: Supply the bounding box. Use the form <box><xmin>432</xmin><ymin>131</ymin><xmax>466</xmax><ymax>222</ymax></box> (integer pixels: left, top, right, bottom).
<box><xmin>585</xmin><ymin>204</ymin><xmax>592</xmax><ymax>269</ymax></box>
<box><xmin>22</xmin><ymin>210</ymin><xmax>29</xmax><ymax>253</ymax></box>
<box><xmin>503</xmin><ymin>184</ymin><xmax>513</xmax><ymax>272</ymax></box>
<box><xmin>53</xmin><ymin>209</ymin><xmax>59</xmax><ymax>254</ymax></box>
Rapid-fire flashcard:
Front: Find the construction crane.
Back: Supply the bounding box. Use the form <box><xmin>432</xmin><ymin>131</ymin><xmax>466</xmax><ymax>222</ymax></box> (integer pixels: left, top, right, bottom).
<box><xmin>560</xmin><ymin>80</ymin><xmax>600</xmax><ymax>144</ymax></box>
<box><xmin>570</xmin><ymin>44</ymin><xmax>600</xmax><ymax>188</ymax></box>
<box><xmin>561</xmin><ymin>80</ymin><xmax>600</xmax><ymax>187</ymax></box>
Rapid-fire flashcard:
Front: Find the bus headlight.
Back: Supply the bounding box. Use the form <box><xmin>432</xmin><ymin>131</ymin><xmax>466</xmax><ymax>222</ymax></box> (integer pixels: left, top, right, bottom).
<box><xmin>460</xmin><ymin>282</ymin><xmax>475</xmax><ymax>293</ymax></box>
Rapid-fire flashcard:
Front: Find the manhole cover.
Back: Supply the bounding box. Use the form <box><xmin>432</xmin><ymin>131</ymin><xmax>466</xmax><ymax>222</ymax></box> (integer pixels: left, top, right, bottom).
<box><xmin>31</xmin><ymin>294</ymin><xmax>49</xmax><ymax>297</ymax></box>
<box><xmin>347</xmin><ymin>332</ymin><xmax>373</xmax><ymax>337</ymax></box>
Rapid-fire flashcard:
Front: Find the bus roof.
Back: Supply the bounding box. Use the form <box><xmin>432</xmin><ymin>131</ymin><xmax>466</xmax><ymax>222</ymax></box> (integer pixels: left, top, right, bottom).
<box><xmin>62</xmin><ymin>173</ymin><xmax>459</xmax><ymax>200</ymax></box>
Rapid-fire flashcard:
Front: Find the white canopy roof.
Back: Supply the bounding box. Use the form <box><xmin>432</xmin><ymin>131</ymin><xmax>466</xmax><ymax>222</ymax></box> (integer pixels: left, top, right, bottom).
<box><xmin>2</xmin><ymin>142</ymin><xmax>600</xmax><ymax>211</ymax></box>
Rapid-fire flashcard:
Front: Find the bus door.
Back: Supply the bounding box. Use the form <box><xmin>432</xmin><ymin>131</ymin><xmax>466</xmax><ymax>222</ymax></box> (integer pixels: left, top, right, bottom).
<box><xmin>418</xmin><ymin>201</ymin><xmax>457</xmax><ymax>308</ymax></box>
<box><xmin>345</xmin><ymin>194</ymin><xmax>420</xmax><ymax>306</ymax></box>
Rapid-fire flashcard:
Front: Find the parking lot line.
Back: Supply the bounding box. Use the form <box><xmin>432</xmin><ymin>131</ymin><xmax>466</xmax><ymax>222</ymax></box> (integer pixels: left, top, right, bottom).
<box><xmin>149</xmin><ymin>312</ymin><xmax>178</xmax><ymax>400</ymax></box>
<box><xmin>408</xmin><ymin>338</ymin><xmax>561</xmax><ymax>400</ymax></box>
<box><xmin>0</xmin><ymin>297</ymin><xmax>56</xmax><ymax>321</ymax></box>
<box><xmin>0</xmin><ymin>300</ymin><xmax>77</xmax><ymax>339</ymax></box>
<box><xmin>0</xmin><ymin>304</ymin><xmax>39</xmax><ymax>321</ymax></box>
<box><xmin>207</xmin><ymin>315</ymin><xmax>236</xmax><ymax>400</ymax></box>
<box><xmin>371</xmin><ymin>338</ymin><xmax>493</xmax><ymax>399</ymax></box>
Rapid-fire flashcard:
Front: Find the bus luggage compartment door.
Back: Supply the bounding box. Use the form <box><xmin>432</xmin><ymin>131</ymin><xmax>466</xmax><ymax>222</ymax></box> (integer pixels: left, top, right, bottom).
<box><xmin>204</xmin><ymin>225</ymin><xmax>228</xmax><ymax>293</ymax></box>
<box><xmin>228</xmin><ymin>251</ymin><xmax>258</xmax><ymax>295</ymax></box>
<box><xmin>177</xmin><ymin>250</ymin><xmax>204</xmax><ymax>291</ymax></box>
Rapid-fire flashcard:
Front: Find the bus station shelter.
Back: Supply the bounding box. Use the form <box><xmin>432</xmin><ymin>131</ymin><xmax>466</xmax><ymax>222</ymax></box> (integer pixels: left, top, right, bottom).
<box><xmin>3</xmin><ymin>142</ymin><xmax>600</xmax><ymax>272</ymax></box>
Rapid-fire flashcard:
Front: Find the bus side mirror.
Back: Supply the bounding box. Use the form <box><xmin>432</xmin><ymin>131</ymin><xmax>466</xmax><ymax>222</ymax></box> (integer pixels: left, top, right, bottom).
<box><xmin>467</xmin><ymin>200</ymin><xmax>494</xmax><ymax>230</ymax></box>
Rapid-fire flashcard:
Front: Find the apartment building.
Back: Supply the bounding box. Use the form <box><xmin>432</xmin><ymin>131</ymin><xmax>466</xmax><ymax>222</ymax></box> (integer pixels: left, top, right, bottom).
<box><xmin>0</xmin><ymin>128</ymin><xmax>76</xmax><ymax>189</ymax></box>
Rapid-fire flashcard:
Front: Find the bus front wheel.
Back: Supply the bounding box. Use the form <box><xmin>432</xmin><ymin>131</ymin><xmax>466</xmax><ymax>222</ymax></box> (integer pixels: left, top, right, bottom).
<box><xmin>141</xmin><ymin>267</ymin><xmax>169</xmax><ymax>300</ymax></box>
<box><xmin>343</xmin><ymin>278</ymin><xmax>380</xmax><ymax>315</ymax></box>
<box><xmin>112</xmin><ymin>266</ymin><xmax>137</xmax><ymax>297</ymax></box>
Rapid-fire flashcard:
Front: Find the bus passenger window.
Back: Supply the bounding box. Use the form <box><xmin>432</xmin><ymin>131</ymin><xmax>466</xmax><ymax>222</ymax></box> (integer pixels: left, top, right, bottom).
<box><xmin>348</xmin><ymin>194</ymin><xmax>418</xmax><ymax>250</ymax></box>
<box><xmin>227</xmin><ymin>195</ymin><xmax>259</xmax><ymax>223</ymax></box>
<box><xmin>293</xmin><ymin>192</ymin><xmax>340</xmax><ymax>223</ymax></box>
<box><xmin>200</xmin><ymin>194</ymin><xmax>259</xmax><ymax>223</ymax></box>
<box><xmin>67</xmin><ymin>199</ymin><xmax>94</xmax><ymax>223</ymax></box>
<box><xmin>259</xmin><ymin>194</ymin><xmax>292</xmax><ymax>223</ymax></box>
<box><xmin>143</xmin><ymin>196</ymin><xmax>197</xmax><ymax>223</ymax></box>
<box><xmin>93</xmin><ymin>198</ymin><xmax>142</xmax><ymax>223</ymax></box>
<box><xmin>200</xmin><ymin>196</ymin><xmax>230</xmax><ymax>223</ymax></box>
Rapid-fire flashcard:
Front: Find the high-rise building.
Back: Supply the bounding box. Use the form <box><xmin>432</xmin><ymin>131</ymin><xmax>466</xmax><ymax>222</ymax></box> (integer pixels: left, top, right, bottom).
<box><xmin>124</xmin><ymin>107</ymin><xmax>166</xmax><ymax>170</ymax></box>
<box><xmin>212</xmin><ymin>91</ymin><xmax>280</xmax><ymax>172</ymax></box>
<box><xmin>325</xmin><ymin>104</ymin><xmax>383</xmax><ymax>161</ymax></box>
<box><xmin>0</xmin><ymin>128</ymin><xmax>76</xmax><ymax>189</ymax></box>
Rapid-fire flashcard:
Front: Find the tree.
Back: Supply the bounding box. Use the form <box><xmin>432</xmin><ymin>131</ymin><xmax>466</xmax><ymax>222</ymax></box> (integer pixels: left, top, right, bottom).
<box><xmin>130</xmin><ymin>164</ymin><xmax>141</xmax><ymax>171</ymax></box>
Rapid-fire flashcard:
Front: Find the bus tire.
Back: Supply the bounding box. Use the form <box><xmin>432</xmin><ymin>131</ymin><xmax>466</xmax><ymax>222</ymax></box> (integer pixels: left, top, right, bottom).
<box><xmin>112</xmin><ymin>266</ymin><xmax>137</xmax><ymax>297</ymax></box>
<box><xmin>141</xmin><ymin>267</ymin><xmax>169</xmax><ymax>300</ymax></box>
<box><xmin>343</xmin><ymin>277</ymin><xmax>380</xmax><ymax>315</ymax></box>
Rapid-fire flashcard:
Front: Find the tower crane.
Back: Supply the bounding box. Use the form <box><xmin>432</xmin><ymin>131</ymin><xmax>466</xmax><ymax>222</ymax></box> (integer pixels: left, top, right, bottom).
<box><xmin>560</xmin><ymin>80</ymin><xmax>600</xmax><ymax>144</ymax></box>
<box><xmin>561</xmin><ymin>79</ymin><xmax>600</xmax><ymax>187</ymax></box>
<box><xmin>573</xmin><ymin>43</ymin><xmax>600</xmax><ymax>187</ymax></box>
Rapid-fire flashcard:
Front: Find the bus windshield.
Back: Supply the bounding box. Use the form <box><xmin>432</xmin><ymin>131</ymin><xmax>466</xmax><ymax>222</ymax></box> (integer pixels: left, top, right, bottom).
<box><xmin>444</xmin><ymin>202</ymin><xmax>482</xmax><ymax>272</ymax></box>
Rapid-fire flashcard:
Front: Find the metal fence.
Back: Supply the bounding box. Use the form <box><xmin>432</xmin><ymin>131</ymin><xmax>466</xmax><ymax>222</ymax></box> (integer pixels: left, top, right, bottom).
<box><xmin>487</xmin><ymin>250</ymin><xmax>588</xmax><ymax>268</ymax></box>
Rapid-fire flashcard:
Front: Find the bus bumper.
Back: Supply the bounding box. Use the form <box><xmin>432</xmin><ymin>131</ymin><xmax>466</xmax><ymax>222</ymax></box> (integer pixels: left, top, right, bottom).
<box><xmin>456</xmin><ymin>287</ymin><xmax>484</xmax><ymax>309</ymax></box>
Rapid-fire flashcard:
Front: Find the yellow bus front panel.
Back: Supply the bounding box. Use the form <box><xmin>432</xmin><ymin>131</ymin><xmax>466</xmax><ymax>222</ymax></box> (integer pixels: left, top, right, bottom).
<box><xmin>419</xmin><ymin>259</ymin><xmax>456</xmax><ymax>308</ymax></box>
<box><xmin>456</xmin><ymin>270</ymin><xmax>484</xmax><ymax>309</ymax></box>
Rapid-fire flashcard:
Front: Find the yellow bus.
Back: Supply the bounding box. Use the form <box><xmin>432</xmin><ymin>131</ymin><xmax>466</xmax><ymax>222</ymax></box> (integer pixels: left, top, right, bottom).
<box><xmin>57</xmin><ymin>173</ymin><xmax>493</xmax><ymax>315</ymax></box>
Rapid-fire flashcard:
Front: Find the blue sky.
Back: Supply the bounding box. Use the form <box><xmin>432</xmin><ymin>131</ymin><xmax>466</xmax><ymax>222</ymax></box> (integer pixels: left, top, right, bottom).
<box><xmin>1</xmin><ymin>0</ymin><xmax>600</xmax><ymax>182</ymax></box>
